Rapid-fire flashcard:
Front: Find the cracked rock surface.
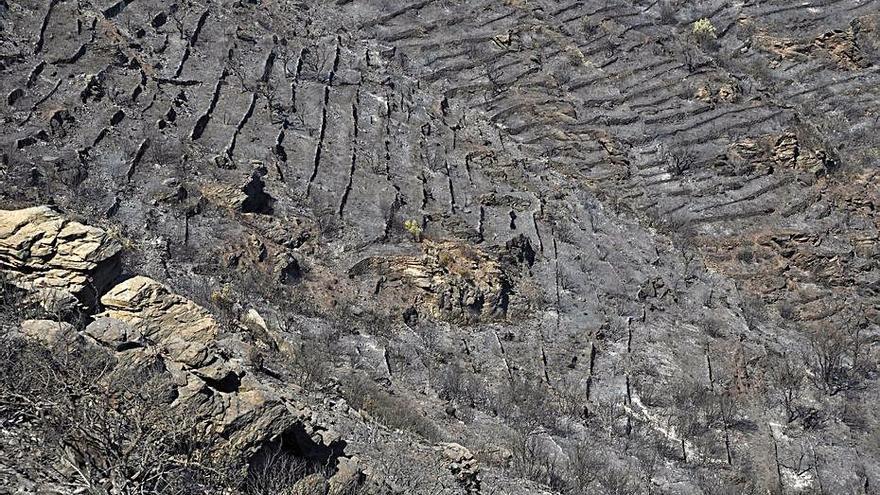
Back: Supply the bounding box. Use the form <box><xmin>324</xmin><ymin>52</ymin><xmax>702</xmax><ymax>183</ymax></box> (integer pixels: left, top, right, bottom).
<box><xmin>0</xmin><ymin>205</ymin><xmax>121</xmax><ymax>306</ymax></box>
<box><xmin>1</xmin><ymin>0</ymin><xmax>879</xmax><ymax>494</ymax></box>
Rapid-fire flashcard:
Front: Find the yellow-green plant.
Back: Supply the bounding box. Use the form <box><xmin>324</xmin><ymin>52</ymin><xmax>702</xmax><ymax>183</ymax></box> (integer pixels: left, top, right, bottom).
<box><xmin>692</xmin><ymin>18</ymin><xmax>716</xmax><ymax>41</ymax></box>
<box><xmin>403</xmin><ymin>219</ymin><xmax>422</xmax><ymax>239</ymax></box>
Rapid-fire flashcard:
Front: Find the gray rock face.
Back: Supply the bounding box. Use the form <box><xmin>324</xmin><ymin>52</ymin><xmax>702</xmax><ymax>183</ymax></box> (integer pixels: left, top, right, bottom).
<box><xmin>83</xmin><ymin>316</ymin><xmax>143</xmax><ymax>350</ymax></box>
<box><xmin>1</xmin><ymin>0</ymin><xmax>879</xmax><ymax>494</ymax></box>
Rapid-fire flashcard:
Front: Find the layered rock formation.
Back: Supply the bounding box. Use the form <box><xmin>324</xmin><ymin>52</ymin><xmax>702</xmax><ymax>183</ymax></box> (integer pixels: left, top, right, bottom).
<box><xmin>99</xmin><ymin>275</ymin><xmax>222</xmax><ymax>368</ymax></box>
<box><xmin>0</xmin><ymin>206</ymin><xmax>121</xmax><ymax>307</ymax></box>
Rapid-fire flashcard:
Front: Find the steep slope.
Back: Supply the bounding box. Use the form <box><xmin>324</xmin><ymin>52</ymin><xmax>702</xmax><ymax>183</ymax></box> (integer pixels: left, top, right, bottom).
<box><xmin>1</xmin><ymin>1</ymin><xmax>878</xmax><ymax>494</ymax></box>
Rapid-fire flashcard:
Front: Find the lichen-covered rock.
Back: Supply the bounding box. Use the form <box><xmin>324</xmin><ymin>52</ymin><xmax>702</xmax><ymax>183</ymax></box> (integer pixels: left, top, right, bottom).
<box><xmin>0</xmin><ymin>206</ymin><xmax>121</xmax><ymax>305</ymax></box>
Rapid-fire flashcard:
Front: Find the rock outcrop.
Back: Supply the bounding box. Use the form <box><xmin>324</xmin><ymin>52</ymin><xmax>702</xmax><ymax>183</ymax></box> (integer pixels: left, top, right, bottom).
<box><xmin>3</xmin><ymin>0</ymin><xmax>880</xmax><ymax>492</ymax></box>
<box><xmin>438</xmin><ymin>443</ymin><xmax>481</xmax><ymax>494</ymax></box>
<box><xmin>1</xmin><ymin>207</ymin><xmax>487</xmax><ymax>494</ymax></box>
<box><xmin>0</xmin><ymin>206</ymin><xmax>121</xmax><ymax>307</ymax></box>
<box><xmin>407</xmin><ymin>240</ymin><xmax>512</xmax><ymax>323</ymax></box>
<box><xmin>202</xmin><ymin>165</ymin><xmax>274</xmax><ymax>215</ymax></box>
<box><xmin>349</xmin><ymin>236</ymin><xmax>534</xmax><ymax>324</ymax></box>
<box><xmin>99</xmin><ymin>276</ymin><xmax>221</xmax><ymax>369</ymax></box>
<box><xmin>350</xmin><ymin>240</ymin><xmax>511</xmax><ymax>323</ymax></box>
<box><xmin>727</xmin><ymin>132</ymin><xmax>831</xmax><ymax>175</ymax></box>
<box><xmin>95</xmin><ymin>275</ymin><xmax>304</xmax><ymax>458</ymax></box>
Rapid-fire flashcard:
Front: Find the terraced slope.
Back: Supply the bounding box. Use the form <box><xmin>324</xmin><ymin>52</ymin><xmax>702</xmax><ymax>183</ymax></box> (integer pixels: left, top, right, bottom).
<box><xmin>1</xmin><ymin>0</ymin><xmax>878</xmax><ymax>493</ymax></box>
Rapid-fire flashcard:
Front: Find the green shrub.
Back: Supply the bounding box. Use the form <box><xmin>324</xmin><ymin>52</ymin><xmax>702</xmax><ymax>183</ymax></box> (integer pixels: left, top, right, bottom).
<box><xmin>403</xmin><ymin>219</ymin><xmax>422</xmax><ymax>240</ymax></box>
<box><xmin>692</xmin><ymin>18</ymin><xmax>717</xmax><ymax>42</ymax></box>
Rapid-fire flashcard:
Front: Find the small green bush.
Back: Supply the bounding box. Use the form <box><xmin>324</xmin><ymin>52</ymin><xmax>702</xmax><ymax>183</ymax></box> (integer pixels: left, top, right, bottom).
<box><xmin>692</xmin><ymin>18</ymin><xmax>717</xmax><ymax>42</ymax></box>
<box><xmin>403</xmin><ymin>219</ymin><xmax>422</xmax><ymax>239</ymax></box>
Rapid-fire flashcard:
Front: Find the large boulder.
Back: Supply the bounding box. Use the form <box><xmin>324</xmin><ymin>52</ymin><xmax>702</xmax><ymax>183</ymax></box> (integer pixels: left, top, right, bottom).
<box><xmin>99</xmin><ymin>276</ymin><xmax>219</xmax><ymax>369</ymax></box>
<box><xmin>0</xmin><ymin>206</ymin><xmax>122</xmax><ymax>306</ymax></box>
